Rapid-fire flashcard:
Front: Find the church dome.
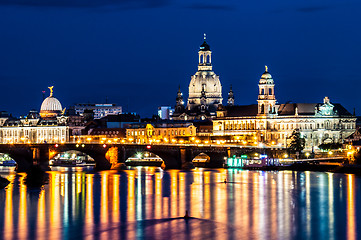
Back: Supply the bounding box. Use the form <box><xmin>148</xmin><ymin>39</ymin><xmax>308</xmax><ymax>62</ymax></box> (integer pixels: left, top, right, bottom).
<box><xmin>261</xmin><ymin>72</ymin><xmax>272</xmax><ymax>79</ymax></box>
<box><xmin>39</xmin><ymin>86</ymin><xmax>63</xmax><ymax>118</ymax></box>
<box><xmin>259</xmin><ymin>66</ymin><xmax>274</xmax><ymax>85</ymax></box>
<box><xmin>41</xmin><ymin>96</ymin><xmax>62</xmax><ymax>112</ymax></box>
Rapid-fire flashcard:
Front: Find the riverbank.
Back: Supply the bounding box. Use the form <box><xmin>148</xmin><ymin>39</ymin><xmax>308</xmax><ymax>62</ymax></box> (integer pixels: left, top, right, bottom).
<box><xmin>243</xmin><ymin>163</ymin><xmax>361</xmax><ymax>175</ymax></box>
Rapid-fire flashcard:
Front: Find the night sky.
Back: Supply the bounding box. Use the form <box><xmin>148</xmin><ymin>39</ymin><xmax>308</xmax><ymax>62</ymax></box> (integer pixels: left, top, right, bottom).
<box><xmin>0</xmin><ymin>0</ymin><xmax>360</xmax><ymax>117</ymax></box>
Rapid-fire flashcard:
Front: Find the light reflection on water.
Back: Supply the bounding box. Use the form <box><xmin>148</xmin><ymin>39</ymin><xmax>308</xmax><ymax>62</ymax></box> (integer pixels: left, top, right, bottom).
<box><xmin>0</xmin><ymin>167</ymin><xmax>360</xmax><ymax>239</ymax></box>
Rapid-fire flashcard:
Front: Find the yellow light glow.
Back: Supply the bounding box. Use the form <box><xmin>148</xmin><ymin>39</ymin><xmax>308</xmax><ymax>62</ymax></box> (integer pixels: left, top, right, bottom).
<box><xmin>284</xmin><ymin>154</ymin><xmax>288</xmax><ymax>158</ymax></box>
<box><xmin>86</xmin><ymin>137</ymin><xmax>92</xmax><ymax>141</ymax></box>
<box><xmin>328</xmin><ymin>151</ymin><xmax>333</xmax><ymax>155</ymax></box>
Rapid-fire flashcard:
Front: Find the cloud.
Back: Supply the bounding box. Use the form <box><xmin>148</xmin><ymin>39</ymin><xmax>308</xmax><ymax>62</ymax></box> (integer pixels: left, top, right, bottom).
<box><xmin>0</xmin><ymin>0</ymin><xmax>169</xmax><ymax>8</ymax></box>
<box><xmin>186</xmin><ymin>3</ymin><xmax>234</xmax><ymax>11</ymax></box>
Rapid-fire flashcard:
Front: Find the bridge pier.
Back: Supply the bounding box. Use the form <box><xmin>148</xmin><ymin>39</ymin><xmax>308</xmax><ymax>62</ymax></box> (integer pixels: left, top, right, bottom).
<box><xmin>179</xmin><ymin>147</ymin><xmax>194</xmax><ymax>169</ymax></box>
<box><xmin>32</xmin><ymin>146</ymin><xmax>51</xmax><ymax>171</ymax></box>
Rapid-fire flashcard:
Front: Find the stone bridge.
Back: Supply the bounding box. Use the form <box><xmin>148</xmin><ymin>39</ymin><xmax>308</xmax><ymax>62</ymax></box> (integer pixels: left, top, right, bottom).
<box><xmin>0</xmin><ymin>143</ymin><xmax>282</xmax><ymax>171</ymax></box>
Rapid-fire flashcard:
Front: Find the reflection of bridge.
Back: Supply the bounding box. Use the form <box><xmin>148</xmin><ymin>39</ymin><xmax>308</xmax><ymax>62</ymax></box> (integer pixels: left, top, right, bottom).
<box><xmin>0</xmin><ymin>143</ymin><xmax>284</xmax><ymax>171</ymax></box>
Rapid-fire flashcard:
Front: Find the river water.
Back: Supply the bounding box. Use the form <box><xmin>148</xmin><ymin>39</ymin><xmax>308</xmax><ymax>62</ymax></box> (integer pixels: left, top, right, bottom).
<box><xmin>0</xmin><ymin>167</ymin><xmax>360</xmax><ymax>240</ymax></box>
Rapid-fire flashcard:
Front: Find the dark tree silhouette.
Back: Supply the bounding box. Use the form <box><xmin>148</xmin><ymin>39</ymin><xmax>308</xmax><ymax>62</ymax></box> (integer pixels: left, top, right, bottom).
<box><xmin>287</xmin><ymin>129</ymin><xmax>305</xmax><ymax>154</ymax></box>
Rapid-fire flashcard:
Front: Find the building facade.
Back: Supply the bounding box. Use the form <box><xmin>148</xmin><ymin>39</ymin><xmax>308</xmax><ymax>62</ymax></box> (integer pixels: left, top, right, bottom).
<box><xmin>213</xmin><ymin>67</ymin><xmax>356</xmax><ymax>150</ymax></box>
<box><xmin>0</xmin><ymin>88</ymin><xmax>69</xmax><ymax>144</ymax></box>
<box><xmin>71</xmin><ymin>103</ymin><xmax>122</xmax><ymax>119</ymax></box>
<box><xmin>126</xmin><ymin>122</ymin><xmax>196</xmax><ymax>144</ymax></box>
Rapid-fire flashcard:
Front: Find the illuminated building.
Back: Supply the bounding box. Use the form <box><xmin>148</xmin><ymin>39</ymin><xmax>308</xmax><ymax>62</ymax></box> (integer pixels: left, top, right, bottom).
<box><xmin>172</xmin><ymin>35</ymin><xmax>224</xmax><ymax>120</ymax></box>
<box><xmin>213</xmin><ymin>67</ymin><xmax>357</xmax><ymax>149</ymax></box>
<box><xmin>70</xmin><ymin>103</ymin><xmax>122</xmax><ymax>119</ymax></box>
<box><xmin>126</xmin><ymin>122</ymin><xmax>196</xmax><ymax>144</ymax></box>
<box><xmin>158</xmin><ymin>106</ymin><xmax>174</xmax><ymax>120</ymax></box>
<box><xmin>0</xmin><ymin>87</ymin><xmax>69</xmax><ymax>143</ymax></box>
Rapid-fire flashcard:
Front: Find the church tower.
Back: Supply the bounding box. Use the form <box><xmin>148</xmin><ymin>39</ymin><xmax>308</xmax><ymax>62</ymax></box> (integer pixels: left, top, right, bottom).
<box><xmin>257</xmin><ymin>66</ymin><xmax>276</xmax><ymax>115</ymax></box>
<box><xmin>175</xmin><ymin>86</ymin><xmax>185</xmax><ymax>112</ymax></box>
<box><xmin>187</xmin><ymin>34</ymin><xmax>223</xmax><ymax>113</ymax></box>
<box><xmin>227</xmin><ymin>85</ymin><xmax>234</xmax><ymax>106</ymax></box>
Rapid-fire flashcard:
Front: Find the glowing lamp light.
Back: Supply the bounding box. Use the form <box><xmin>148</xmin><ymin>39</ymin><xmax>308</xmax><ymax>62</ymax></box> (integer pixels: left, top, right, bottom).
<box><xmin>54</xmin><ymin>144</ymin><xmax>59</xmax><ymax>148</ymax></box>
<box><xmin>76</xmin><ymin>144</ymin><xmax>79</xmax><ymax>148</ymax></box>
<box><xmin>284</xmin><ymin>154</ymin><xmax>288</xmax><ymax>158</ymax></box>
<box><xmin>103</xmin><ymin>144</ymin><xmax>107</xmax><ymax>148</ymax></box>
<box><xmin>305</xmin><ymin>152</ymin><xmax>310</xmax><ymax>157</ymax></box>
<box><xmin>328</xmin><ymin>151</ymin><xmax>333</xmax><ymax>155</ymax></box>
<box><xmin>81</xmin><ymin>144</ymin><xmax>85</xmax><ymax>147</ymax></box>
<box><xmin>146</xmin><ymin>145</ymin><xmax>151</xmax><ymax>149</ymax></box>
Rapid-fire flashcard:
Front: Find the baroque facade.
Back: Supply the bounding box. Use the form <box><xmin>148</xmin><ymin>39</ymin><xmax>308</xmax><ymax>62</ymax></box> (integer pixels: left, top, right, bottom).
<box><xmin>126</xmin><ymin>122</ymin><xmax>196</xmax><ymax>144</ymax></box>
<box><xmin>172</xmin><ymin>35</ymin><xmax>224</xmax><ymax>120</ymax></box>
<box><xmin>213</xmin><ymin>67</ymin><xmax>356</xmax><ymax>150</ymax></box>
<box><xmin>0</xmin><ymin>87</ymin><xmax>69</xmax><ymax>144</ymax></box>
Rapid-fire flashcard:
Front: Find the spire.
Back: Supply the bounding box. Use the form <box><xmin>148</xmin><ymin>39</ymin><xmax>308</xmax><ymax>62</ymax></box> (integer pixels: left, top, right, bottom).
<box><xmin>227</xmin><ymin>85</ymin><xmax>234</xmax><ymax>106</ymax></box>
<box><xmin>199</xmin><ymin>34</ymin><xmax>211</xmax><ymax>51</ymax></box>
<box><xmin>176</xmin><ymin>85</ymin><xmax>184</xmax><ymax>106</ymax></box>
<box><xmin>265</xmin><ymin>65</ymin><xmax>268</xmax><ymax>72</ymax></box>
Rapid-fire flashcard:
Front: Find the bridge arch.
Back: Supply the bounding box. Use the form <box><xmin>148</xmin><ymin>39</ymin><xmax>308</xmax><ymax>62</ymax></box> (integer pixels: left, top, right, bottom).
<box><xmin>50</xmin><ymin>150</ymin><xmax>95</xmax><ymax>166</ymax></box>
<box><xmin>121</xmin><ymin>146</ymin><xmax>183</xmax><ymax>169</ymax></box>
<box><xmin>49</xmin><ymin>144</ymin><xmax>111</xmax><ymax>170</ymax></box>
<box><xmin>125</xmin><ymin>151</ymin><xmax>164</xmax><ymax>167</ymax></box>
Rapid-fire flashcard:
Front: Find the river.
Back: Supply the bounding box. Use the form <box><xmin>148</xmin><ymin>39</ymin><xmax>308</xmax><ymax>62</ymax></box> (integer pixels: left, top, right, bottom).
<box><xmin>0</xmin><ymin>167</ymin><xmax>360</xmax><ymax>239</ymax></box>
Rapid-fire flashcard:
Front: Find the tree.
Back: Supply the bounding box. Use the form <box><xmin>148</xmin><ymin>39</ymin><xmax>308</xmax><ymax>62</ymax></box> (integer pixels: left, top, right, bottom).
<box><xmin>287</xmin><ymin>129</ymin><xmax>305</xmax><ymax>154</ymax></box>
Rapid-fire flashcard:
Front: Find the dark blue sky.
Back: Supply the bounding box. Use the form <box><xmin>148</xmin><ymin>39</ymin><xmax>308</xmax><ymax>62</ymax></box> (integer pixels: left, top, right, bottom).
<box><xmin>0</xmin><ymin>0</ymin><xmax>360</xmax><ymax>117</ymax></box>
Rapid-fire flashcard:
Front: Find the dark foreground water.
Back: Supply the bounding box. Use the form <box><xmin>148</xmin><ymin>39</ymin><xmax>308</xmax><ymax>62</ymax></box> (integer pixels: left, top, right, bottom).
<box><xmin>0</xmin><ymin>167</ymin><xmax>360</xmax><ymax>240</ymax></box>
